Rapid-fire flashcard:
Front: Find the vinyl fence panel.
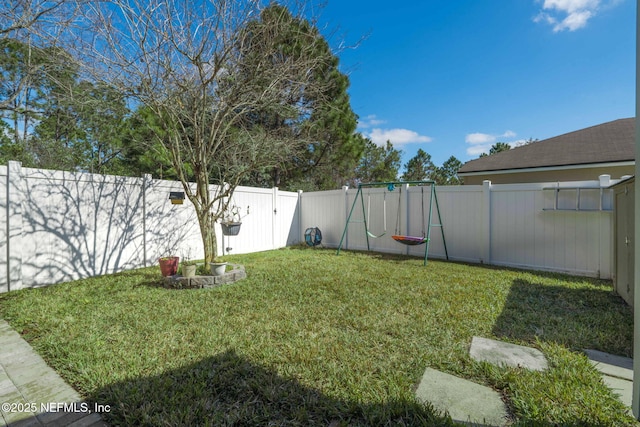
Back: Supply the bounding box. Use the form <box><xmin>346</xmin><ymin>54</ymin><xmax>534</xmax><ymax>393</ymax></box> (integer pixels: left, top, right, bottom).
<box><xmin>0</xmin><ymin>160</ymin><xmax>619</xmax><ymax>293</ymax></box>
<box><xmin>0</xmin><ymin>166</ymin><xmax>8</xmax><ymax>293</ymax></box>
<box><xmin>431</xmin><ymin>185</ymin><xmax>484</xmax><ymax>263</ymax></box>
<box><xmin>308</xmin><ymin>179</ymin><xmax>615</xmax><ymax>279</ymax></box>
<box><xmin>21</xmin><ymin>169</ymin><xmax>146</xmax><ymax>288</ymax></box>
<box><xmin>145</xmin><ymin>178</ymin><xmax>203</xmax><ymax>263</ymax></box>
<box><xmin>490</xmin><ymin>183</ymin><xmax>612</xmax><ymax>277</ymax></box>
<box><xmin>0</xmin><ymin>162</ymin><xmax>300</xmax><ymax>292</ymax></box>
<box><xmin>299</xmin><ymin>188</ymin><xmax>350</xmax><ymax>248</ymax></box>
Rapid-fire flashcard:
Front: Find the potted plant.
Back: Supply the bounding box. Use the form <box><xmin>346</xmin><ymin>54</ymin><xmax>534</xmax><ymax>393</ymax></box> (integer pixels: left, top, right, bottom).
<box><xmin>210</xmin><ymin>259</ymin><xmax>227</xmax><ymax>276</ymax></box>
<box><xmin>159</xmin><ymin>256</ymin><xmax>179</xmax><ymax>277</ymax></box>
<box><xmin>220</xmin><ymin>204</ymin><xmax>249</xmax><ymax>236</ymax></box>
<box><xmin>181</xmin><ymin>250</ymin><xmax>197</xmax><ymax>278</ymax></box>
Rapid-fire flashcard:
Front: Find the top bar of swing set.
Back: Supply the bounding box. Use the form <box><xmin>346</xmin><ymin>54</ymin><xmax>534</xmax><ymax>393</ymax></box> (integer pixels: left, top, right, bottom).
<box><xmin>356</xmin><ymin>180</ymin><xmax>437</xmax><ymax>189</ymax></box>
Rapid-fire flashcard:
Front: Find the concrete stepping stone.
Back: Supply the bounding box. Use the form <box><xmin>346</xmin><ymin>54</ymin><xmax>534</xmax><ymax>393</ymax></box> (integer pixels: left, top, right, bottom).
<box><xmin>415</xmin><ymin>367</ymin><xmax>508</xmax><ymax>426</ymax></box>
<box><xmin>583</xmin><ymin>349</ymin><xmax>632</xmax><ymax>380</ymax></box>
<box><xmin>584</xmin><ymin>349</ymin><xmax>633</xmax><ymax>411</ymax></box>
<box><xmin>469</xmin><ymin>336</ymin><xmax>548</xmax><ymax>371</ymax></box>
<box><xmin>601</xmin><ymin>375</ymin><xmax>633</xmax><ymax>410</ymax></box>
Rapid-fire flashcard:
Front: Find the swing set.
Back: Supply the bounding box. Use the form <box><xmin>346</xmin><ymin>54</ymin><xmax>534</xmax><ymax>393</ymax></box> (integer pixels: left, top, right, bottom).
<box><xmin>336</xmin><ymin>181</ymin><xmax>448</xmax><ymax>265</ymax></box>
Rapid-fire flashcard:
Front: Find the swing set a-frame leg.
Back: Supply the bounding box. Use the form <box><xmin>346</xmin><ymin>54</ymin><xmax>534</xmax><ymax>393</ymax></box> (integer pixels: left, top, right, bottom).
<box><xmin>423</xmin><ymin>185</ymin><xmax>434</xmax><ymax>266</ymax></box>
<box><xmin>433</xmin><ymin>186</ymin><xmax>449</xmax><ymax>261</ymax></box>
<box><xmin>337</xmin><ymin>186</ymin><xmax>369</xmax><ymax>254</ymax></box>
<box><xmin>423</xmin><ymin>184</ymin><xmax>449</xmax><ymax>266</ymax></box>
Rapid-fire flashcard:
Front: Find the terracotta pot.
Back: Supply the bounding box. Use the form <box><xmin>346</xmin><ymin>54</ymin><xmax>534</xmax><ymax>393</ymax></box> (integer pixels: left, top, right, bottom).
<box><xmin>159</xmin><ymin>257</ymin><xmax>179</xmax><ymax>276</ymax></box>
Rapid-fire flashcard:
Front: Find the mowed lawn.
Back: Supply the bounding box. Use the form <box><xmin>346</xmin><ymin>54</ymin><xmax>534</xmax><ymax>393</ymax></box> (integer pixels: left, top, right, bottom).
<box><xmin>0</xmin><ymin>247</ymin><xmax>635</xmax><ymax>426</ymax></box>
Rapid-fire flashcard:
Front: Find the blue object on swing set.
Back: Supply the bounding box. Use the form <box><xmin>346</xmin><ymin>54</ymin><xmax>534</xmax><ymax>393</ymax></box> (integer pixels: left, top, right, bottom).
<box><xmin>304</xmin><ymin>227</ymin><xmax>322</xmax><ymax>247</ymax></box>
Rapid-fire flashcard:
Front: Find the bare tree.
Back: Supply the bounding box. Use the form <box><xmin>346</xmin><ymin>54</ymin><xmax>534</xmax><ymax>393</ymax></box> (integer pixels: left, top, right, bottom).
<box><xmin>0</xmin><ymin>0</ymin><xmax>82</xmax><ymax>110</ymax></box>
<box><xmin>1</xmin><ymin>0</ymin><xmax>67</xmax><ymax>36</ymax></box>
<box><xmin>78</xmin><ymin>0</ymin><xmax>336</xmax><ymax>266</ymax></box>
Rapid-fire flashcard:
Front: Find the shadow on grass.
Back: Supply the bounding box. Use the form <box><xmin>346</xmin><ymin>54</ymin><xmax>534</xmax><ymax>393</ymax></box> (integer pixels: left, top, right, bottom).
<box><xmin>492</xmin><ymin>279</ymin><xmax>633</xmax><ymax>356</ymax></box>
<box><xmin>87</xmin><ymin>350</ymin><xmax>455</xmax><ymax>427</ymax></box>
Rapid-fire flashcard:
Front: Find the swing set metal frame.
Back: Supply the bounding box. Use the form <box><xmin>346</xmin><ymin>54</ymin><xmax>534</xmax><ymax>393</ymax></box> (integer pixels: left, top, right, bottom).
<box><xmin>336</xmin><ymin>180</ymin><xmax>449</xmax><ymax>266</ymax></box>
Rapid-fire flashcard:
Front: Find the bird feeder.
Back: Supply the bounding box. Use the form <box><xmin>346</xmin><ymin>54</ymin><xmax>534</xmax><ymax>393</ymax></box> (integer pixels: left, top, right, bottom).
<box><xmin>169</xmin><ymin>191</ymin><xmax>185</xmax><ymax>205</ymax></box>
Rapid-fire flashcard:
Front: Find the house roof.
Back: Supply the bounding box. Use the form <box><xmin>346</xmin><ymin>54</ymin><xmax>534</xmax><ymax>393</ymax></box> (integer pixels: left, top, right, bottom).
<box><xmin>458</xmin><ymin>118</ymin><xmax>636</xmax><ymax>174</ymax></box>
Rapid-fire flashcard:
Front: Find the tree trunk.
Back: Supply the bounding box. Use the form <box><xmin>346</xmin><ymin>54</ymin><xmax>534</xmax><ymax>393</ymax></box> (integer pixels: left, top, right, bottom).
<box><xmin>198</xmin><ymin>211</ymin><xmax>217</xmax><ymax>270</ymax></box>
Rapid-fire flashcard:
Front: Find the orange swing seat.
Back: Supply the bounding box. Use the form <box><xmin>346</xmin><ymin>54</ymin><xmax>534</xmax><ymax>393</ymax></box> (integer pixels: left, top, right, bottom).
<box><xmin>391</xmin><ymin>235</ymin><xmax>427</xmax><ymax>246</ymax></box>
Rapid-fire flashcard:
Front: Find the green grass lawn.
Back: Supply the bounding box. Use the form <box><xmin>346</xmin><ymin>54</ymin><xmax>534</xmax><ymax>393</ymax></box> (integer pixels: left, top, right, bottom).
<box><xmin>0</xmin><ymin>247</ymin><xmax>635</xmax><ymax>426</ymax></box>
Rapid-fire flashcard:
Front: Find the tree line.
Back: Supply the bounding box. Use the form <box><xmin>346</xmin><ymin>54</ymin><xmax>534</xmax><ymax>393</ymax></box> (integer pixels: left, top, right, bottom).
<box><xmin>0</xmin><ymin>17</ymin><xmax>465</xmax><ymax>191</ymax></box>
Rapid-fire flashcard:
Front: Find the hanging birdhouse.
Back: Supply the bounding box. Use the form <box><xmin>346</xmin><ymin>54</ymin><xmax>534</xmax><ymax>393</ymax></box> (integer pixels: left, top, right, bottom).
<box><xmin>169</xmin><ymin>191</ymin><xmax>185</xmax><ymax>205</ymax></box>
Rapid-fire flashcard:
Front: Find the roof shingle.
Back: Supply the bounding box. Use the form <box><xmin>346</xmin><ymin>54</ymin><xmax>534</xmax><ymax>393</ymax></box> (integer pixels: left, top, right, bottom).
<box><xmin>458</xmin><ymin>118</ymin><xmax>635</xmax><ymax>174</ymax></box>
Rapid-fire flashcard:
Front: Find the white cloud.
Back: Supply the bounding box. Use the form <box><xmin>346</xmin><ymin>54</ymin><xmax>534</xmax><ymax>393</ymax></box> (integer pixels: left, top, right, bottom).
<box><xmin>357</xmin><ymin>114</ymin><xmax>386</xmax><ymax>129</ymax></box>
<box><xmin>544</xmin><ymin>0</ymin><xmax>599</xmax><ymax>13</ymax></box>
<box><xmin>466</xmin><ymin>132</ymin><xmax>495</xmax><ymax>145</ymax></box>
<box><xmin>358</xmin><ymin>115</ymin><xmax>432</xmax><ymax>146</ymax></box>
<box><xmin>368</xmin><ymin>128</ymin><xmax>432</xmax><ymax>146</ymax></box>
<box><xmin>465</xmin><ymin>130</ymin><xmax>518</xmax><ymax>156</ymax></box>
<box><xmin>465</xmin><ymin>133</ymin><xmax>495</xmax><ymax>157</ymax></box>
<box><xmin>534</xmin><ymin>0</ymin><xmax>612</xmax><ymax>32</ymax></box>
<box><xmin>560</xmin><ymin>10</ymin><xmax>593</xmax><ymax>30</ymax></box>
<box><xmin>466</xmin><ymin>145</ymin><xmax>491</xmax><ymax>157</ymax></box>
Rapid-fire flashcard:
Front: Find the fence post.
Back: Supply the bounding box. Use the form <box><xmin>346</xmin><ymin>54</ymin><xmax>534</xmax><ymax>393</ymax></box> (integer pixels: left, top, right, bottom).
<box><xmin>598</xmin><ymin>175</ymin><xmax>612</xmax><ymax>280</ymax></box>
<box><xmin>142</xmin><ymin>174</ymin><xmax>152</xmax><ymax>268</ymax></box>
<box><xmin>481</xmin><ymin>180</ymin><xmax>492</xmax><ymax>264</ymax></box>
<box><xmin>297</xmin><ymin>190</ymin><xmax>303</xmax><ymax>246</ymax></box>
<box><xmin>7</xmin><ymin>161</ymin><xmax>24</xmax><ymax>291</ymax></box>
<box><xmin>342</xmin><ymin>186</ymin><xmax>349</xmax><ymax>250</ymax></box>
<box><xmin>272</xmin><ymin>187</ymin><xmax>278</xmax><ymax>250</ymax></box>
<box><xmin>403</xmin><ymin>183</ymin><xmax>410</xmax><ymax>255</ymax></box>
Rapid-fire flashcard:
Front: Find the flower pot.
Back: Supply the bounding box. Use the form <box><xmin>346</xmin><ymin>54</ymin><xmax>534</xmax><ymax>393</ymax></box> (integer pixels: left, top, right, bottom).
<box><xmin>210</xmin><ymin>262</ymin><xmax>227</xmax><ymax>276</ymax></box>
<box><xmin>221</xmin><ymin>222</ymin><xmax>242</xmax><ymax>236</ymax></box>
<box><xmin>182</xmin><ymin>264</ymin><xmax>197</xmax><ymax>278</ymax></box>
<box><xmin>159</xmin><ymin>257</ymin><xmax>179</xmax><ymax>276</ymax></box>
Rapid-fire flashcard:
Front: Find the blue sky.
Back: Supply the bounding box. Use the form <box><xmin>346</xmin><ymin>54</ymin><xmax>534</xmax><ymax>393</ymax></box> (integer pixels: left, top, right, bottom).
<box><xmin>316</xmin><ymin>0</ymin><xmax>635</xmax><ymax>170</ymax></box>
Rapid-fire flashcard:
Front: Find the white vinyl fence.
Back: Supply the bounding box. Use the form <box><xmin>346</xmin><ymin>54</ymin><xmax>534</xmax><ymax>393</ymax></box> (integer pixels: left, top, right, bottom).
<box><xmin>0</xmin><ymin>160</ymin><xmax>621</xmax><ymax>293</ymax></box>
<box><xmin>0</xmin><ymin>161</ymin><xmax>301</xmax><ymax>293</ymax></box>
<box><xmin>299</xmin><ymin>177</ymin><xmax>618</xmax><ymax>279</ymax></box>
